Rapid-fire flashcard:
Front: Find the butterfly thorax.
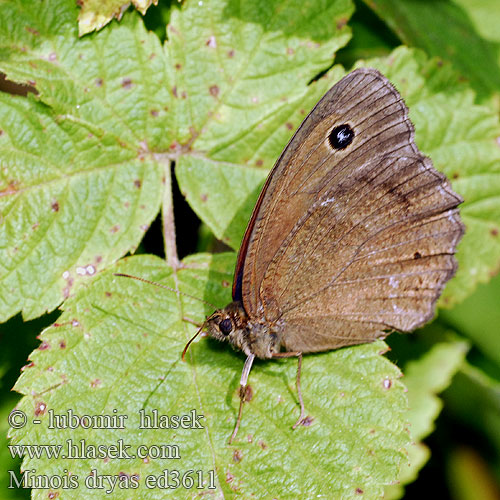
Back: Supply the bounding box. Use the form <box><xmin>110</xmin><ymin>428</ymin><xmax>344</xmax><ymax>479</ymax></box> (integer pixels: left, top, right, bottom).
<box><xmin>206</xmin><ymin>301</ymin><xmax>283</xmax><ymax>359</ymax></box>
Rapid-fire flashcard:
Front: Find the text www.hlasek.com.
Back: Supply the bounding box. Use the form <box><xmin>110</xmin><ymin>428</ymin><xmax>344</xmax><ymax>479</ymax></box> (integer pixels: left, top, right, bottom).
<box><xmin>9</xmin><ymin>439</ymin><xmax>180</xmax><ymax>460</ymax></box>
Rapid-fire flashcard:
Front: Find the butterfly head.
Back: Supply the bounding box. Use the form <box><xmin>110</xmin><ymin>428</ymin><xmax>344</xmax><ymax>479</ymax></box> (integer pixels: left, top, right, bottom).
<box><xmin>206</xmin><ymin>301</ymin><xmax>283</xmax><ymax>359</ymax></box>
<box><xmin>206</xmin><ymin>301</ymin><xmax>247</xmax><ymax>346</ymax></box>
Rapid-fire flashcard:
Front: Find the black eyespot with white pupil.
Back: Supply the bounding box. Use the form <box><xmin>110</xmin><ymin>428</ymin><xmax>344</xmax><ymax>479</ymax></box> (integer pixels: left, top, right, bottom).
<box><xmin>328</xmin><ymin>124</ymin><xmax>354</xmax><ymax>150</ymax></box>
<box><xmin>219</xmin><ymin>318</ymin><xmax>233</xmax><ymax>335</ymax></box>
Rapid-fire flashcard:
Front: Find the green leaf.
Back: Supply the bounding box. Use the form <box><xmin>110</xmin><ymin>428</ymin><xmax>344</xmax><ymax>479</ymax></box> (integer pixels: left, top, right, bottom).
<box><xmin>360</xmin><ymin>0</ymin><xmax>500</xmax><ymax>104</ymax></box>
<box><xmin>0</xmin><ymin>396</ymin><xmax>27</xmax><ymax>499</ymax></box>
<box><xmin>447</xmin><ymin>446</ymin><xmax>500</xmax><ymax>500</ymax></box>
<box><xmin>384</xmin><ymin>327</ymin><xmax>469</xmax><ymax>499</ymax></box>
<box><xmin>10</xmin><ymin>255</ymin><xmax>411</xmax><ymax>499</ymax></box>
<box><xmin>175</xmin><ymin>73</ymin><xmax>345</xmax><ymax>248</ymax></box>
<box><xmin>182</xmin><ymin>43</ymin><xmax>500</xmax><ymax>306</ymax></box>
<box><xmin>444</xmin><ymin>361</ymin><xmax>500</xmax><ymax>453</ymax></box>
<box><xmin>172</xmin><ymin>0</ymin><xmax>353</xmax><ymax>249</ymax></box>
<box><xmin>0</xmin><ymin>1</ymin><xmax>171</xmax><ymax>321</ymax></box>
<box><xmin>78</xmin><ymin>0</ymin><xmax>159</xmax><ymax>36</ymax></box>
<box><xmin>354</xmin><ymin>46</ymin><xmax>500</xmax><ymax>306</ymax></box>
<box><xmin>453</xmin><ymin>0</ymin><xmax>500</xmax><ymax>52</ymax></box>
<box><xmin>336</xmin><ymin>0</ymin><xmax>399</xmax><ymax>68</ymax></box>
<box><xmin>0</xmin><ymin>0</ymin><xmax>354</xmax><ymax>320</ymax></box>
<box><xmin>440</xmin><ymin>258</ymin><xmax>500</xmax><ymax>366</ymax></box>
<box><xmin>2</xmin><ymin>1</ymin><xmax>496</xmax><ymax>317</ymax></box>
<box><xmin>403</xmin><ymin>334</ymin><xmax>469</xmax><ymax>441</ymax></box>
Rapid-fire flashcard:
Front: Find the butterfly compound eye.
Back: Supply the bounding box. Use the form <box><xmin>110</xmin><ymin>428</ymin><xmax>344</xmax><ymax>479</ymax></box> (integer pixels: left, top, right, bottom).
<box><xmin>219</xmin><ymin>318</ymin><xmax>233</xmax><ymax>335</ymax></box>
<box><xmin>328</xmin><ymin>124</ymin><xmax>354</xmax><ymax>150</ymax></box>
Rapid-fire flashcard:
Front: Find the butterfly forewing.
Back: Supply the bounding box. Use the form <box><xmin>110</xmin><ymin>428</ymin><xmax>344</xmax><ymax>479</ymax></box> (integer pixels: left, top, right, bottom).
<box><xmin>234</xmin><ymin>68</ymin><xmax>464</xmax><ymax>352</ymax></box>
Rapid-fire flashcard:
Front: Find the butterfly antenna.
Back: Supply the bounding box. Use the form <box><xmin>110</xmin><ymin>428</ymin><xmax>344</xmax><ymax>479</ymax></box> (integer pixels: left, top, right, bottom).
<box><xmin>113</xmin><ymin>273</ymin><xmax>217</xmax><ymax>309</ymax></box>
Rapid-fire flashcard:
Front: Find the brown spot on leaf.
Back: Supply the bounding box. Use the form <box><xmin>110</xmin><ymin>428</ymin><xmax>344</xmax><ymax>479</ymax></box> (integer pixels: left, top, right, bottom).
<box><xmin>206</xmin><ymin>36</ymin><xmax>217</xmax><ymax>48</ymax></box>
<box><xmin>258</xmin><ymin>440</ymin><xmax>267</xmax><ymax>450</ymax></box>
<box><xmin>452</xmin><ymin>172</ymin><xmax>459</xmax><ymax>179</ymax></box>
<box><xmin>110</xmin><ymin>225</ymin><xmax>120</xmax><ymax>233</ymax></box>
<box><xmin>35</xmin><ymin>401</ymin><xmax>47</xmax><ymax>416</ymax></box>
<box><xmin>59</xmin><ymin>340</ymin><xmax>66</xmax><ymax>349</ymax></box>
<box><xmin>0</xmin><ymin>180</ymin><xmax>20</xmax><ymax>197</ymax></box>
<box><xmin>51</xmin><ymin>201</ymin><xmax>59</xmax><ymax>212</ymax></box>
<box><xmin>286</xmin><ymin>47</ymin><xmax>294</xmax><ymax>55</ymax></box>
<box><xmin>95</xmin><ymin>78</ymin><xmax>103</xmax><ymax>87</ymax></box>
<box><xmin>175</xmin><ymin>63</ymin><xmax>182</xmax><ymax>70</ymax></box>
<box><xmin>21</xmin><ymin>361</ymin><xmax>35</xmax><ymax>371</ymax></box>
<box><xmin>150</xmin><ymin>109</ymin><xmax>159</xmax><ymax>117</ymax></box>
<box><xmin>255</xmin><ymin>159</ymin><xmax>264</xmax><ymax>167</ymax></box>
<box><xmin>491</xmin><ymin>228</ymin><xmax>498</xmax><ymax>237</ymax></box>
<box><xmin>300</xmin><ymin>416</ymin><xmax>314</xmax><ymax>426</ymax></box>
<box><xmin>228</xmin><ymin>49</ymin><xmax>235</xmax><ymax>58</ymax></box>
<box><xmin>25</xmin><ymin>26</ymin><xmax>39</xmax><ymax>36</ymax></box>
<box><xmin>383</xmin><ymin>378</ymin><xmax>392</xmax><ymax>389</ymax></box>
<box><xmin>134</xmin><ymin>179</ymin><xmax>142</xmax><ymax>188</ymax></box>
<box><xmin>209</xmin><ymin>85</ymin><xmax>219</xmax><ymax>97</ymax></box>
<box><xmin>243</xmin><ymin>385</ymin><xmax>253</xmax><ymax>402</ymax></box>
<box><xmin>105</xmin><ymin>291</ymin><xmax>112</xmax><ymax>297</ymax></box>
<box><xmin>32</xmin><ymin>221</ymin><xmax>40</xmax><ymax>230</ymax></box>
<box><xmin>200</xmin><ymin>193</ymin><xmax>208</xmax><ymax>202</ymax></box>
<box><xmin>336</xmin><ymin>17</ymin><xmax>348</xmax><ymax>29</ymax></box>
<box><xmin>286</xmin><ymin>122</ymin><xmax>293</xmax><ymax>130</ymax></box>
<box><xmin>48</xmin><ymin>491</ymin><xmax>59</xmax><ymax>499</ymax></box>
<box><xmin>233</xmin><ymin>449</ymin><xmax>243</xmax><ymax>463</ymax></box>
<box><xmin>90</xmin><ymin>379</ymin><xmax>101</xmax><ymax>388</ymax></box>
<box><xmin>122</xmin><ymin>78</ymin><xmax>133</xmax><ymax>89</ymax></box>
<box><xmin>355</xmin><ymin>488</ymin><xmax>363</xmax><ymax>495</ymax></box>
<box><xmin>172</xmin><ymin>86</ymin><xmax>178</xmax><ymax>98</ymax></box>
<box><xmin>226</xmin><ymin>472</ymin><xmax>234</xmax><ymax>483</ymax></box>
<box><xmin>39</xmin><ymin>341</ymin><xmax>50</xmax><ymax>350</ymax></box>
<box><xmin>222</xmin><ymin>280</ymin><xmax>230</xmax><ymax>288</ymax></box>
<box><xmin>181</xmin><ymin>91</ymin><xmax>187</xmax><ymax>99</ymax></box>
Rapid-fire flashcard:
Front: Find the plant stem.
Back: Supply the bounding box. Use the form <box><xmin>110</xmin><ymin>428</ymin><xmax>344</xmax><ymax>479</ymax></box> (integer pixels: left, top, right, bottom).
<box><xmin>162</xmin><ymin>160</ymin><xmax>180</xmax><ymax>270</ymax></box>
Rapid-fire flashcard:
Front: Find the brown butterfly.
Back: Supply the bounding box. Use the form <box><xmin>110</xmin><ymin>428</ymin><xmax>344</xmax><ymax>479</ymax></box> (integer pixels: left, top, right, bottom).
<box><xmin>120</xmin><ymin>68</ymin><xmax>464</xmax><ymax>443</ymax></box>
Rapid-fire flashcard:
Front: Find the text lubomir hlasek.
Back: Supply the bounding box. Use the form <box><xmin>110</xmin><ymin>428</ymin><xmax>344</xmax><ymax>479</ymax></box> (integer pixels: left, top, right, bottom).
<box><xmin>46</xmin><ymin>409</ymin><xmax>205</xmax><ymax>429</ymax></box>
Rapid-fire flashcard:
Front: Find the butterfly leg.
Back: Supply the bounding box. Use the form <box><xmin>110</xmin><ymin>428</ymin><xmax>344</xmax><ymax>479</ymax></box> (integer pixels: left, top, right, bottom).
<box><xmin>272</xmin><ymin>351</ymin><xmax>307</xmax><ymax>429</ymax></box>
<box><xmin>229</xmin><ymin>353</ymin><xmax>255</xmax><ymax>444</ymax></box>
